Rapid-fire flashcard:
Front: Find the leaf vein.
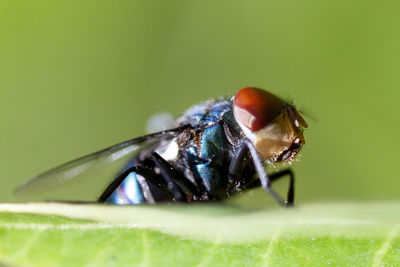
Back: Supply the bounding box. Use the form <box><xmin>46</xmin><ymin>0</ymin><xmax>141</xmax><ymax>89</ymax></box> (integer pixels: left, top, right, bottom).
<box><xmin>262</xmin><ymin>226</ymin><xmax>281</xmax><ymax>267</ymax></box>
<box><xmin>140</xmin><ymin>230</ymin><xmax>149</xmax><ymax>267</ymax></box>
<box><xmin>371</xmin><ymin>225</ymin><xmax>400</xmax><ymax>267</ymax></box>
<box><xmin>10</xmin><ymin>230</ymin><xmax>43</xmax><ymax>260</ymax></box>
<box><xmin>195</xmin><ymin>237</ymin><xmax>219</xmax><ymax>267</ymax></box>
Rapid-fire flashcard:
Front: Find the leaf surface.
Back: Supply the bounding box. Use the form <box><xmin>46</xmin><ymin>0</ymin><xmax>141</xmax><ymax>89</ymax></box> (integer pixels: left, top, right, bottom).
<box><xmin>0</xmin><ymin>202</ymin><xmax>399</xmax><ymax>266</ymax></box>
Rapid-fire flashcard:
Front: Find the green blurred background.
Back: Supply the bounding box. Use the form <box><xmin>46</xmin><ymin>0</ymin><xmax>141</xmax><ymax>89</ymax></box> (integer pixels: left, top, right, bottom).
<box><xmin>1</xmin><ymin>0</ymin><xmax>399</xmax><ymax>204</ymax></box>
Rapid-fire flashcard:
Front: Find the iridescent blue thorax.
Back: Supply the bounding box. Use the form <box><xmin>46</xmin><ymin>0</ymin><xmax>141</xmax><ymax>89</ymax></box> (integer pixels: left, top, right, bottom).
<box><xmin>175</xmin><ymin>98</ymin><xmax>244</xmax><ymax>198</ymax></box>
<box><xmin>177</xmin><ymin>98</ymin><xmax>236</xmax><ymax>127</ymax></box>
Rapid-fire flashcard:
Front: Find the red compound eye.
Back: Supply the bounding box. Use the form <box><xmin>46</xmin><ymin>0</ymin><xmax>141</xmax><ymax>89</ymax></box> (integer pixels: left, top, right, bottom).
<box><xmin>233</xmin><ymin>87</ymin><xmax>285</xmax><ymax>131</ymax></box>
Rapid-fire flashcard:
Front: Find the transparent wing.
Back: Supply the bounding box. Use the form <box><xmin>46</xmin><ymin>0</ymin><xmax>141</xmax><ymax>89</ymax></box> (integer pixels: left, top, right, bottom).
<box><xmin>15</xmin><ymin>127</ymin><xmax>185</xmax><ymax>202</ymax></box>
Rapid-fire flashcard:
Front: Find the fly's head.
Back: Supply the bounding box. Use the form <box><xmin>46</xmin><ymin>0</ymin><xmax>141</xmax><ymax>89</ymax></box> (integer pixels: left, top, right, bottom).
<box><xmin>233</xmin><ymin>87</ymin><xmax>308</xmax><ymax>163</ymax></box>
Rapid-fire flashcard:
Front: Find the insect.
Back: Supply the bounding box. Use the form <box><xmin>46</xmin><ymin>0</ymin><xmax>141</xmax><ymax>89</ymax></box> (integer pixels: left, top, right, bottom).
<box><xmin>16</xmin><ymin>87</ymin><xmax>308</xmax><ymax>207</ymax></box>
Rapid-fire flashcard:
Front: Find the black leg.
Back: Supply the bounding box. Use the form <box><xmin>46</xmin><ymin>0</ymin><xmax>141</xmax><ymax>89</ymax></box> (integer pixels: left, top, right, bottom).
<box><xmin>228</xmin><ymin>141</ymin><xmax>250</xmax><ymax>178</ymax></box>
<box><xmin>243</xmin><ymin>139</ymin><xmax>294</xmax><ymax>207</ymax></box>
<box><xmin>246</xmin><ymin>169</ymin><xmax>295</xmax><ymax>207</ymax></box>
<box><xmin>151</xmin><ymin>153</ymin><xmax>183</xmax><ymax>201</ymax></box>
<box><xmin>151</xmin><ymin>152</ymin><xmax>199</xmax><ymax>201</ymax></box>
<box><xmin>269</xmin><ymin>169</ymin><xmax>294</xmax><ymax>206</ymax></box>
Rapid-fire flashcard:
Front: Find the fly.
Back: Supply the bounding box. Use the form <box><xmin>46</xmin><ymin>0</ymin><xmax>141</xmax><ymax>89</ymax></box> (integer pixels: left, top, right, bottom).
<box><xmin>16</xmin><ymin>87</ymin><xmax>308</xmax><ymax>207</ymax></box>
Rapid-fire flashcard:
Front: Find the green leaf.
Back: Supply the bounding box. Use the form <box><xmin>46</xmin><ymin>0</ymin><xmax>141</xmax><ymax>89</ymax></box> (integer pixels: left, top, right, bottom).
<box><xmin>0</xmin><ymin>202</ymin><xmax>399</xmax><ymax>266</ymax></box>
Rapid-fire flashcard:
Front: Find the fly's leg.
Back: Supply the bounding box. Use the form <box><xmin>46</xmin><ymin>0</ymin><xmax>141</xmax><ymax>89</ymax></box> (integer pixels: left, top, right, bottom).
<box><xmin>245</xmin><ymin>169</ymin><xmax>295</xmax><ymax>207</ymax></box>
<box><xmin>245</xmin><ymin>139</ymin><xmax>294</xmax><ymax>207</ymax></box>
<box><xmin>151</xmin><ymin>152</ymin><xmax>199</xmax><ymax>201</ymax></box>
<box><xmin>151</xmin><ymin>153</ymin><xmax>183</xmax><ymax>201</ymax></box>
<box><xmin>269</xmin><ymin>169</ymin><xmax>294</xmax><ymax>206</ymax></box>
<box><xmin>98</xmin><ymin>166</ymin><xmax>174</xmax><ymax>203</ymax></box>
<box><xmin>228</xmin><ymin>141</ymin><xmax>250</xmax><ymax>179</ymax></box>
<box><xmin>229</xmin><ymin>140</ymin><xmax>294</xmax><ymax>207</ymax></box>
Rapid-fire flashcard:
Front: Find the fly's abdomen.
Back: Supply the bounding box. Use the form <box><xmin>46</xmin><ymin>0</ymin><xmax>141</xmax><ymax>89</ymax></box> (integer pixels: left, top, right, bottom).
<box><xmin>105</xmin><ymin>158</ymin><xmax>176</xmax><ymax>204</ymax></box>
<box><xmin>105</xmin><ymin>171</ymin><xmax>145</xmax><ymax>204</ymax></box>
